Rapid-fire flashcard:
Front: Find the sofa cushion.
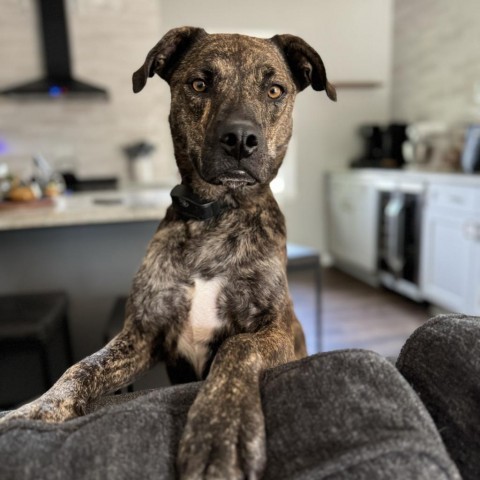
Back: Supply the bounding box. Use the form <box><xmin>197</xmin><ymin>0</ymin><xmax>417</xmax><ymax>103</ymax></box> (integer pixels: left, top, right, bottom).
<box><xmin>397</xmin><ymin>314</ymin><xmax>480</xmax><ymax>480</ymax></box>
<box><xmin>0</xmin><ymin>350</ymin><xmax>460</xmax><ymax>479</ymax></box>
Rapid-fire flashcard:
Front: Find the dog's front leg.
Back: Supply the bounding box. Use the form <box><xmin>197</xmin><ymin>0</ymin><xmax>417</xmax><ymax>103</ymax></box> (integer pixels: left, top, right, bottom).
<box><xmin>0</xmin><ymin>324</ymin><xmax>157</xmax><ymax>423</ymax></box>
<box><xmin>178</xmin><ymin>324</ymin><xmax>295</xmax><ymax>480</ymax></box>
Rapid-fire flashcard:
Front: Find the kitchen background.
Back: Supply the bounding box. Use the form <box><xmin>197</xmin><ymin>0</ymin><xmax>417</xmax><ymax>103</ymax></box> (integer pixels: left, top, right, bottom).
<box><xmin>2</xmin><ymin>0</ymin><xmax>479</xmax><ymax>252</ymax></box>
<box><xmin>1</xmin><ymin>0</ymin><xmax>480</xmax><ymax>405</ymax></box>
<box><xmin>1</xmin><ymin>0</ymin><xmax>394</xmax><ymax>251</ymax></box>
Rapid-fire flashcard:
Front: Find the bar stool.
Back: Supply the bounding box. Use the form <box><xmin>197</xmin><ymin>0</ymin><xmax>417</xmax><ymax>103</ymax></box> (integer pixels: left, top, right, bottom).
<box><xmin>0</xmin><ymin>292</ymin><xmax>73</xmax><ymax>408</ymax></box>
<box><xmin>286</xmin><ymin>243</ymin><xmax>322</xmax><ymax>352</ymax></box>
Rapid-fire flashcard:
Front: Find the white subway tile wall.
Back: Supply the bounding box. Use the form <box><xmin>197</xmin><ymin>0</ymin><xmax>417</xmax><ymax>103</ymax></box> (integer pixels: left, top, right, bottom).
<box><xmin>0</xmin><ymin>0</ymin><xmax>176</xmax><ymax>183</ymax></box>
<box><xmin>392</xmin><ymin>0</ymin><xmax>480</xmax><ymax>123</ymax></box>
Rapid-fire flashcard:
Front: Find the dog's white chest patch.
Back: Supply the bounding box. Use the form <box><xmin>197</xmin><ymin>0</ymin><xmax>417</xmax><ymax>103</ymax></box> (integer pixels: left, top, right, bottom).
<box><xmin>177</xmin><ymin>277</ymin><xmax>224</xmax><ymax>377</ymax></box>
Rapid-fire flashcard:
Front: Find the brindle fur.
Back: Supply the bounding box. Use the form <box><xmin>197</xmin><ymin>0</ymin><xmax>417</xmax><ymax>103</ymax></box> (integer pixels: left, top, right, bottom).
<box><xmin>1</xmin><ymin>27</ymin><xmax>336</xmax><ymax>479</ymax></box>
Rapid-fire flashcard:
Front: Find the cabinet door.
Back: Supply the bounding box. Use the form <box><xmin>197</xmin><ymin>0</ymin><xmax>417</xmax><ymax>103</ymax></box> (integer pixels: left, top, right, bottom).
<box><xmin>470</xmin><ymin>232</ymin><xmax>480</xmax><ymax>314</ymax></box>
<box><xmin>421</xmin><ymin>209</ymin><xmax>474</xmax><ymax>313</ymax></box>
<box><xmin>329</xmin><ymin>180</ymin><xmax>354</xmax><ymax>262</ymax></box>
<box><xmin>329</xmin><ymin>180</ymin><xmax>378</xmax><ymax>272</ymax></box>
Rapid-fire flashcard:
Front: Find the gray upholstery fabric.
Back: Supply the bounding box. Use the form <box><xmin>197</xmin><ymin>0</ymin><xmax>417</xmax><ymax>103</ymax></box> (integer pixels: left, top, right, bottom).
<box><xmin>0</xmin><ymin>384</ymin><xmax>198</xmax><ymax>480</ymax></box>
<box><xmin>0</xmin><ymin>345</ymin><xmax>460</xmax><ymax>479</ymax></box>
<box><xmin>397</xmin><ymin>314</ymin><xmax>480</xmax><ymax>480</ymax></box>
<box><xmin>261</xmin><ymin>350</ymin><xmax>459</xmax><ymax>480</ymax></box>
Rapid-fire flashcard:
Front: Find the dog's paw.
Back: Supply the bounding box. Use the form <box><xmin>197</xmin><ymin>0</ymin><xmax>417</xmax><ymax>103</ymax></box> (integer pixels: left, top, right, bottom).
<box><xmin>0</xmin><ymin>392</ymin><xmax>82</xmax><ymax>425</ymax></box>
<box><xmin>177</xmin><ymin>380</ymin><xmax>266</xmax><ymax>480</ymax></box>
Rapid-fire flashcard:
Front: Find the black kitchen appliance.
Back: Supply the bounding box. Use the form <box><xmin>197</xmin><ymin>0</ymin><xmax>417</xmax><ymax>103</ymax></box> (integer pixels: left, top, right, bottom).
<box><xmin>461</xmin><ymin>125</ymin><xmax>480</xmax><ymax>173</ymax></box>
<box><xmin>351</xmin><ymin>123</ymin><xmax>408</xmax><ymax>169</ymax></box>
<box><xmin>377</xmin><ymin>185</ymin><xmax>424</xmax><ymax>301</ymax></box>
<box><xmin>1</xmin><ymin>0</ymin><xmax>107</xmax><ymax>99</ymax></box>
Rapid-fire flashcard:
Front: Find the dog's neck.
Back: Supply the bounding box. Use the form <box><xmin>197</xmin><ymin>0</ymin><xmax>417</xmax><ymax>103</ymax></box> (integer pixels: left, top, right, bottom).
<box><xmin>170</xmin><ymin>176</ymin><xmax>273</xmax><ymax>221</ymax></box>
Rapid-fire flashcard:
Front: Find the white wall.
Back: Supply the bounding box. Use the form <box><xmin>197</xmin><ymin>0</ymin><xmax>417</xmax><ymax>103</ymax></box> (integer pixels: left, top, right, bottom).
<box><xmin>160</xmin><ymin>0</ymin><xmax>393</xmax><ymax>252</ymax></box>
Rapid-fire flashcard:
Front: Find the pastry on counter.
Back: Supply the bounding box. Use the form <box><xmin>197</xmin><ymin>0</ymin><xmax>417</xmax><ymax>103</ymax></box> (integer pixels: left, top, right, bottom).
<box><xmin>7</xmin><ymin>182</ymin><xmax>42</xmax><ymax>202</ymax></box>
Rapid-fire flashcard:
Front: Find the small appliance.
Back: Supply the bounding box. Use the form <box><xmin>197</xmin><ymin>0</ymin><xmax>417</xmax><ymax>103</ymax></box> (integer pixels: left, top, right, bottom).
<box><xmin>351</xmin><ymin>123</ymin><xmax>408</xmax><ymax>169</ymax></box>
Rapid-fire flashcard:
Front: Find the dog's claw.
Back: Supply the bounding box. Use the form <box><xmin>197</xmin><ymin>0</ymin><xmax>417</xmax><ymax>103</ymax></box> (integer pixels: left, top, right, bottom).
<box><xmin>177</xmin><ymin>380</ymin><xmax>266</xmax><ymax>480</ymax></box>
<box><xmin>178</xmin><ymin>429</ymin><xmax>264</xmax><ymax>480</ymax></box>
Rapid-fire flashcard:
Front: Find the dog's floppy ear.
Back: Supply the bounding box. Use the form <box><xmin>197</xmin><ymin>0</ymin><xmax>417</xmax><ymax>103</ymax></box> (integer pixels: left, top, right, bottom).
<box><xmin>132</xmin><ymin>26</ymin><xmax>207</xmax><ymax>93</ymax></box>
<box><xmin>271</xmin><ymin>34</ymin><xmax>337</xmax><ymax>101</ymax></box>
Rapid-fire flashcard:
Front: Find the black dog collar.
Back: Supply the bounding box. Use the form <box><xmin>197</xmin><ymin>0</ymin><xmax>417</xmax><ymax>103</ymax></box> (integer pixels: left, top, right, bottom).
<box><xmin>170</xmin><ymin>184</ymin><xmax>228</xmax><ymax>221</ymax></box>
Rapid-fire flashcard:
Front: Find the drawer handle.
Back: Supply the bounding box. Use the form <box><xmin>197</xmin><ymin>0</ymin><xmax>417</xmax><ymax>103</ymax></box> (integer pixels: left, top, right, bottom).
<box><xmin>463</xmin><ymin>222</ymin><xmax>480</xmax><ymax>241</ymax></box>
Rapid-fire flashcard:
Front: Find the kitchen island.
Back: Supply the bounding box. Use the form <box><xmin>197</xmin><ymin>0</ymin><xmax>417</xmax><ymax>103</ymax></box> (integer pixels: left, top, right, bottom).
<box><xmin>0</xmin><ymin>187</ymin><xmax>171</xmax><ymax>362</ymax></box>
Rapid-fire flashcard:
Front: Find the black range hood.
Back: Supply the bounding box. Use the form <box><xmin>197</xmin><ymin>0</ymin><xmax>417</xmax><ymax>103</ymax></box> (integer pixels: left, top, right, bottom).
<box><xmin>1</xmin><ymin>0</ymin><xmax>108</xmax><ymax>99</ymax></box>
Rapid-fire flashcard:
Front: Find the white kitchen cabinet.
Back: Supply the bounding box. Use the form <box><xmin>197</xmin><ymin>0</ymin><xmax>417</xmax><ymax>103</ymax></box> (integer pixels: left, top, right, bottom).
<box><xmin>421</xmin><ymin>209</ymin><xmax>475</xmax><ymax>313</ymax></box>
<box><xmin>327</xmin><ymin>176</ymin><xmax>379</xmax><ymax>273</ymax></box>
<box><xmin>327</xmin><ymin>170</ymin><xmax>480</xmax><ymax>313</ymax></box>
<box><xmin>420</xmin><ymin>185</ymin><xmax>480</xmax><ymax>315</ymax></box>
<box><xmin>471</xmin><ymin>240</ymin><xmax>480</xmax><ymax>313</ymax></box>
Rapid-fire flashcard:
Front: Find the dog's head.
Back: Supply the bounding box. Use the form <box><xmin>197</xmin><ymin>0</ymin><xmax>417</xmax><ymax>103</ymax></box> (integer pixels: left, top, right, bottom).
<box><xmin>133</xmin><ymin>27</ymin><xmax>336</xmax><ymax>195</ymax></box>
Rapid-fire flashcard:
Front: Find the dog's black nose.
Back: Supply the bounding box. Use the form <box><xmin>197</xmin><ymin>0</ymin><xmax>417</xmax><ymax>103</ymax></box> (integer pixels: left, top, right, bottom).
<box><xmin>219</xmin><ymin>121</ymin><xmax>259</xmax><ymax>160</ymax></box>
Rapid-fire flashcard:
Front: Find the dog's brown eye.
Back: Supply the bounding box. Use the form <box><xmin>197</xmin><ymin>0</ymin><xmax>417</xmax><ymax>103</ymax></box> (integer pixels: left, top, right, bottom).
<box><xmin>192</xmin><ymin>79</ymin><xmax>207</xmax><ymax>92</ymax></box>
<box><xmin>268</xmin><ymin>85</ymin><xmax>284</xmax><ymax>99</ymax></box>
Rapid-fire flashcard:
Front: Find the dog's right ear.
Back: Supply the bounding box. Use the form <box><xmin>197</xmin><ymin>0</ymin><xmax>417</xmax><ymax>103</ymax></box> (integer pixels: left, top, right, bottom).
<box><xmin>132</xmin><ymin>26</ymin><xmax>207</xmax><ymax>93</ymax></box>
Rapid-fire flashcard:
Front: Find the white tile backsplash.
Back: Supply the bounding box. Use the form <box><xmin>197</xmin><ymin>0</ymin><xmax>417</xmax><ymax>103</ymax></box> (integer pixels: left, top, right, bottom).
<box><xmin>0</xmin><ymin>0</ymin><xmax>176</xmax><ymax>183</ymax></box>
<box><xmin>392</xmin><ymin>0</ymin><xmax>480</xmax><ymax>124</ymax></box>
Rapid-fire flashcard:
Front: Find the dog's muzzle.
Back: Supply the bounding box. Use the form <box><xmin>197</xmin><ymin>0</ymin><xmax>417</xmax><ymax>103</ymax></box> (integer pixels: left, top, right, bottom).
<box><xmin>202</xmin><ymin>118</ymin><xmax>264</xmax><ymax>188</ymax></box>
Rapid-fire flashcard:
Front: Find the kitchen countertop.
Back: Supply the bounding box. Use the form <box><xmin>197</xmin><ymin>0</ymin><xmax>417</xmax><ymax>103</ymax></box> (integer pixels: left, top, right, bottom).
<box><xmin>0</xmin><ymin>187</ymin><xmax>172</xmax><ymax>231</ymax></box>
<box><xmin>327</xmin><ymin>169</ymin><xmax>480</xmax><ymax>187</ymax></box>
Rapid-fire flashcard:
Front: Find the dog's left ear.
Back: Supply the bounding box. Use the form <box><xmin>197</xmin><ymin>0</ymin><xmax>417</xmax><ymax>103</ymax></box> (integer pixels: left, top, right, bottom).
<box><xmin>132</xmin><ymin>26</ymin><xmax>207</xmax><ymax>93</ymax></box>
<box><xmin>271</xmin><ymin>34</ymin><xmax>337</xmax><ymax>101</ymax></box>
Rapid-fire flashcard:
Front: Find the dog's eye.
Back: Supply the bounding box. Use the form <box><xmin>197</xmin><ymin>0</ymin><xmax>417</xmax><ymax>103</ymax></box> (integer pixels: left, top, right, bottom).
<box><xmin>267</xmin><ymin>85</ymin><xmax>284</xmax><ymax>99</ymax></box>
<box><xmin>192</xmin><ymin>79</ymin><xmax>207</xmax><ymax>93</ymax></box>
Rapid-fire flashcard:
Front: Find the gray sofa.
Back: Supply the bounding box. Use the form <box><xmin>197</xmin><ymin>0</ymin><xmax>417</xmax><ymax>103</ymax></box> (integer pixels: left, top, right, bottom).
<box><xmin>0</xmin><ymin>314</ymin><xmax>478</xmax><ymax>479</ymax></box>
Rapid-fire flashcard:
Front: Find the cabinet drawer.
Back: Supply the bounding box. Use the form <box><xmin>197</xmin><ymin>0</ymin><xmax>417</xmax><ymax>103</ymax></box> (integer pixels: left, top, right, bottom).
<box><xmin>427</xmin><ymin>185</ymin><xmax>477</xmax><ymax>212</ymax></box>
<box><xmin>475</xmin><ymin>190</ymin><xmax>480</xmax><ymax>212</ymax></box>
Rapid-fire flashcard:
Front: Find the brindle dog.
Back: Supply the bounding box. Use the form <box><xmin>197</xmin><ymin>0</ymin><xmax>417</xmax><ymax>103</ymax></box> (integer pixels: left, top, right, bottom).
<box><xmin>1</xmin><ymin>27</ymin><xmax>336</xmax><ymax>479</ymax></box>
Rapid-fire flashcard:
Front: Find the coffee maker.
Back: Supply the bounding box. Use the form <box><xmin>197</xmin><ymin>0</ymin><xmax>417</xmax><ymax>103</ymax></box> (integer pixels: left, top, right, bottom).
<box><xmin>351</xmin><ymin>123</ymin><xmax>408</xmax><ymax>169</ymax></box>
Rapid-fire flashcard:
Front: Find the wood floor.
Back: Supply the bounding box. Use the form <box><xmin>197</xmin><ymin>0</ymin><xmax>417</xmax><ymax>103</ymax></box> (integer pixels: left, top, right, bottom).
<box><xmin>289</xmin><ymin>267</ymin><xmax>430</xmax><ymax>358</ymax></box>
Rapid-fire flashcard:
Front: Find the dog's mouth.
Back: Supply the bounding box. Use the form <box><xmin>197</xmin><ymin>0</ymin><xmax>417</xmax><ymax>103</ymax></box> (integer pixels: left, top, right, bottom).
<box><xmin>214</xmin><ymin>170</ymin><xmax>257</xmax><ymax>189</ymax></box>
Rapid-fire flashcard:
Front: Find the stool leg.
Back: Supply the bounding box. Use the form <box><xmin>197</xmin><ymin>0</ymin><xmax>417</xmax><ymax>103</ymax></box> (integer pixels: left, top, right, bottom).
<box><xmin>63</xmin><ymin>314</ymin><xmax>74</xmax><ymax>365</ymax></box>
<box><xmin>315</xmin><ymin>263</ymin><xmax>322</xmax><ymax>352</ymax></box>
<box><xmin>39</xmin><ymin>341</ymin><xmax>52</xmax><ymax>390</ymax></box>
